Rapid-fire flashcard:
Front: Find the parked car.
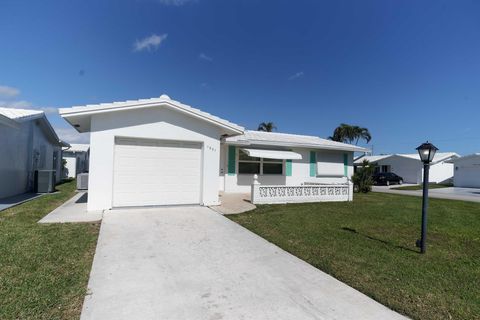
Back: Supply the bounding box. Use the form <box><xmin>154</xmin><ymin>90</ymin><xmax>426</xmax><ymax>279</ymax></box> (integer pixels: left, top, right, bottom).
<box><xmin>373</xmin><ymin>172</ymin><xmax>403</xmax><ymax>186</ymax></box>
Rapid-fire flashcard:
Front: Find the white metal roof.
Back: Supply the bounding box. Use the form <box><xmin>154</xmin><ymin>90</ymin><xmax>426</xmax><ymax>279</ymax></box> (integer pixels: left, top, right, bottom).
<box><xmin>59</xmin><ymin>94</ymin><xmax>244</xmax><ymax>134</ymax></box>
<box><xmin>354</xmin><ymin>155</ymin><xmax>391</xmax><ymax>164</ymax></box>
<box><xmin>0</xmin><ymin>107</ymin><xmax>43</xmax><ymax>121</ymax></box>
<box><xmin>355</xmin><ymin>152</ymin><xmax>460</xmax><ymax>165</ymax></box>
<box><xmin>447</xmin><ymin>153</ymin><xmax>480</xmax><ymax>163</ymax></box>
<box><xmin>226</xmin><ymin>130</ymin><xmax>368</xmax><ymax>152</ymax></box>
<box><xmin>241</xmin><ymin>148</ymin><xmax>303</xmax><ymax>160</ymax></box>
<box><xmin>396</xmin><ymin>152</ymin><xmax>459</xmax><ymax>163</ymax></box>
<box><xmin>66</xmin><ymin>144</ymin><xmax>90</xmax><ymax>153</ymax></box>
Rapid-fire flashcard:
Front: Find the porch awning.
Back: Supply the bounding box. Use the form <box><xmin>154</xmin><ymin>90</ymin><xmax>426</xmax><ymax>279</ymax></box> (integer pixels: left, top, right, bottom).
<box><xmin>240</xmin><ymin>148</ymin><xmax>302</xmax><ymax>160</ymax></box>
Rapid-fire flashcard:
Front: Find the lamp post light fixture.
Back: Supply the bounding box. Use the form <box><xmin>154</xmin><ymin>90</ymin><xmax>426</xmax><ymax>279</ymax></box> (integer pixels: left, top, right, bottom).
<box><xmin>415</xmin><ymin>141</ymin><xmax>438</xmax><ymax>254</ymax></box>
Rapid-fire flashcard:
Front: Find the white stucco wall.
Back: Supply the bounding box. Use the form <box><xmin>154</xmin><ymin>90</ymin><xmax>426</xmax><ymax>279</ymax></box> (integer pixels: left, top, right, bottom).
<box><xmin>0</xmin><ymin>122</ymin><xmax>31</xmax><ymax>198</ymax></box>
<box><xmin>63</xmin><ymin>151</ymin><xmax>88</xmax><ymax>178</ymax></box>
<box><xmin>374</xmin><ymin>157</ymin><xmax>421</xmax><ymax>184</ymax></box>
<box><xmin>452</xmin><ymin>156</ymin><xmax>480</xmax><ymax>188</ymax></box>
<box><xmin>371</xmin><ymin>156</ymin><xmax>454</xmax><ymax>184</ymax></box>
<box><xmin>0</xmin><ymin>119</ymin><xmax>61</xmax><ymax>199</ymax></box>
<box><xmin>87</xmin><ymin>107</ymin><xmax>222</xmax><ymax>211</ymax></box>
<box><xmin>222</xmin><ymin>147</ymin><xmax>353</xmax><ymax>193</ymax></box>
<box><xmin>428</xmin><ymin>161</ymin><xmax>455</xmax><ymax>184</ymax></box>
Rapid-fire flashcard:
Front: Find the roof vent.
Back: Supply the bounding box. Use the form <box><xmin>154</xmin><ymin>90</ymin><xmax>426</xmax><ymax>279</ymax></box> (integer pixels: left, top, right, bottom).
<box><xmin>159</xmin><ymin>94</ymin><xmax>170</xmax><ymax>100</ymax></box>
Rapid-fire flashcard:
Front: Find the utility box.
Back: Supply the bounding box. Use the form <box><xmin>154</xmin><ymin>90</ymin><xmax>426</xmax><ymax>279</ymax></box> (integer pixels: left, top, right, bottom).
<box><xmin>34</xmin><ymin>170</ymin><xmax>56</xmax><ymax>193</ymax></box>
<box><xmin>77</xmin><ymin>173</ymin><xmax>89</xmax><ymax>190</ymax></box>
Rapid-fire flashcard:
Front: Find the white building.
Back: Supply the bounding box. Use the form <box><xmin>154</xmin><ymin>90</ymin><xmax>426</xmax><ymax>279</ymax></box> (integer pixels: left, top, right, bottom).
<box><xmin>0</xmin><ymin>107</ymin><xmax>67</xmax><ymax>199</ymax></box>
<box><xmin>354</xmin><ymin>152</ymin><xmax>459</xmax><ymax>184</ymax></box>
<box><xmin>63</xmin><ymin>144</ymin><xmax>90</xmax><ymax>178</ymax></box>
<box><xmin>59</xmin><ymin>95</ymin><xmax>367</xmax><ymax>212</ymax></box>
<box><xmin>448</xmin><ymin>154</ymin><xmax>480</xmax><ymax>188</ymax></box>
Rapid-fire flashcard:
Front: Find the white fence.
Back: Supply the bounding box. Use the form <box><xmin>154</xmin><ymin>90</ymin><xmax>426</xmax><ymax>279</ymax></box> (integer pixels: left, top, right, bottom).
<box><xmin>251</xmin><ymin>179</ymin><xmax>353</xmax><ymax>204</ymax></box>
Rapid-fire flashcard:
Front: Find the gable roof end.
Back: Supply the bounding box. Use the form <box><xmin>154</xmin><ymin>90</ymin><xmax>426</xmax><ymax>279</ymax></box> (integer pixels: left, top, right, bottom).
<box><xmin>59</xmin><ymin>94</ymin><xmax>245</xmax><ymax>135</ymax></box>
<box><xmin>0</xmin><ymin>107</ymin><xmax>63</xmax><ymax>146</ymax></box>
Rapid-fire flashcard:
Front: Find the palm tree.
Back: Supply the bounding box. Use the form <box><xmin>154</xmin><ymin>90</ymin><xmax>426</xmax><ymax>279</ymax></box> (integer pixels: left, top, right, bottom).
<box><xmin>328</xmin><ymin>123</ymin><xmax>371</xmax><ymax>145</ymax></box>
<box><xmin>257</xmin><ymin>122</ymin><xmax>277</xmax><ymax>132</ymax></box>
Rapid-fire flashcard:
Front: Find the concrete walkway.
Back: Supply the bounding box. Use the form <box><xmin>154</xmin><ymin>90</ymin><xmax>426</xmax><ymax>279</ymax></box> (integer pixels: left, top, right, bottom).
<box><xmin>81</xmin><ymin>206</ymin><xmax>407</xmax><ymax>320</ymax></box>
<box><xmin>39</xmin><ymin>192</ymin><xmax>102</xmax><ymax>223</ymax></box>
<box><xmin>373</xmin><ymin>186</ymin><xmax>480</xmax><ymax>203</ymax></box>
<box><xmin>210</xmin><ymin>192</ymin><xmax>256</xmax><ymax>214</ymax></box>
<box><xmin>0</xmin><ymin>192</ymin><xmax>44</xmax><ymax>211</ymax></box>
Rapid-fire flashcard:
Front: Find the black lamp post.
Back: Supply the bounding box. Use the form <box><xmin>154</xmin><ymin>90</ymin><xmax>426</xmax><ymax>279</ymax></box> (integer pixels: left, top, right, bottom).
<box><xmin>415</xmin><ymin>141</ymin><xmax>438</xmax><ymax>254</ymax></box>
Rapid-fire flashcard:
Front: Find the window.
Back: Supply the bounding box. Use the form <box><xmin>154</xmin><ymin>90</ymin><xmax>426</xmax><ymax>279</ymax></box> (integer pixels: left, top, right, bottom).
<box><xmin>238</xmin><ymin>150</ymin><xmax>283</xmax><ymax>175</ymax></box>
<box><xmin>381</xmin><ymin>165</ymin><xmax>391</xmax><ymax>173</ymax></box>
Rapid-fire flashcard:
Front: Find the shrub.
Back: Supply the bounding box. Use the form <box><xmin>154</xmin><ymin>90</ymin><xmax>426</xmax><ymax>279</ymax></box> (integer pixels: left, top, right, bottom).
<box><xmin>352</xmin><ymin>159</ymin><xmax>374</xmax><ymax>193</ymax></box>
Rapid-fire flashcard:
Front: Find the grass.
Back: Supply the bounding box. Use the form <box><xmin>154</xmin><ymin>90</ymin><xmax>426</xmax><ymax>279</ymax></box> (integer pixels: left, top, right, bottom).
<box><xmin>391</xmin><ymin>183</ymin><xmax>453</xmax><ymax>191</ymax></box>
<box><xmin>229</xmin><ymin>193</ymin><xmax>480</xmax><ymax>320</ymax></box>
<box><xmin>0</xmin><ymin>180</ymin><xmax>100</xmax><ymax>320</ymax></box>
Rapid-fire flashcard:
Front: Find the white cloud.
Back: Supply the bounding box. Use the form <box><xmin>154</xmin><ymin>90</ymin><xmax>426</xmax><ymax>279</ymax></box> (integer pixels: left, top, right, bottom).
<box><xmin>288</xmin><ymin>71</ymin><xmax>304</xmax><ymax>80</ymax></box>
<box><xmin>0</xmin><ymin>100</ymin><xmax>58</xmax><ymax>114</ymax></box>
<box><xmin>55</xmin><ymin>127</ymin><xmax>90</xmax><ymax>144</ymax></box>
<box><xmin>0</xmin><ymin>85</ymin><xmax>20</xmax><ymax>97</ymax></box>
<box><xmin>156</xmin><ymin>0</ymin><xmax>196</xmax><ymax>6</ymax></box>
<box><xmin>199</xmin><ymin>53</ymin><xmax>213</xmax><ymax>62</ymax></box>
<box><xmin>133</xmin><ymin>34</ymin><xmax>168</xmax><ymax>52</ymax></box>
<box><xmin>0</xmin><ymin>100</ymin><xmax>32</xmax><ymax>109</ymax></box>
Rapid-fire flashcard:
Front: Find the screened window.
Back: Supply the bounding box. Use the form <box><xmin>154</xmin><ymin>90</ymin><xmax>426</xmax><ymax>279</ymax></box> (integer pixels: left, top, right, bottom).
<box><xmin>238</xmin><ymin>150</ymin><xmax>283</xmax><ymax>175</ymax></box>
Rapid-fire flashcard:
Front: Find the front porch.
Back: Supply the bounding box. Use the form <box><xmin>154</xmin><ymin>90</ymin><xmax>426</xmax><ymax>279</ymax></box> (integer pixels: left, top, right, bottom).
<box><xmin>210</xmin><ymin>192</ymin><xmax>256</xmax><ymax>215</ymax></box>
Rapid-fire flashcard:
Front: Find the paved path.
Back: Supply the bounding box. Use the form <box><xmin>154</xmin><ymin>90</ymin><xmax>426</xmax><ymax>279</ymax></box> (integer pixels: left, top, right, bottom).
<box><xmin>210</xmin><ymin>192</ymin><xmax>256</xmax><ymax>214</ymax></box>
<box><xmin>81</xmin><ymin>206</ymin><xmax>407</xmax><ymax>320</ymax></box>
<box><xmin>39</xmin><ymin>192</ymin><xmax>102</xmax><ymax>223</ymax></box>
<box><xmin>373</xmin><ymin>186</ymin><xmax>480</xmax><ymax>203</ymax></box>
<box><xmin>0</xmin><ymin>192</ymin><xmax>44</xmax><ymax>211</ymax></box>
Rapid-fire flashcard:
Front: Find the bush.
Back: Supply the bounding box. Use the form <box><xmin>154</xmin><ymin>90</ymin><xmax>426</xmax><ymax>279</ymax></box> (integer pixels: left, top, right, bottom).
<box><xmin>352</xmin><ymin>159</ymin><xmax>374</xmax><ymax>193</ymax></box>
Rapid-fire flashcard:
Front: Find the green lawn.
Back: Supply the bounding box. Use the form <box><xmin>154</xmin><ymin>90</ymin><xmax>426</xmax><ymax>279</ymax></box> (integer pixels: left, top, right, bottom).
<box><xmin>0</xmin><ymin>180</ymin><xmax>99</xmax><ymax>320</ymax></box>
<box><xmin>391</xmin><ymin>183</ymin><xmax>453</xmax><ymax>191</ymax></box>
<box><xmin>229</xmin><ymin>193</ymin><xmax>480</xmax><ymax>320</ymax></box>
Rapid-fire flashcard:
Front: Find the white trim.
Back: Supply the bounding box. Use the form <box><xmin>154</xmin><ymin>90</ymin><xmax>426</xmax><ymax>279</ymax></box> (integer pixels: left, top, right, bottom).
<box><xmin>240</xmin><ymin>148</ymin><xmax>302</xmax><ymax>160</ymax></box>
<box><xmin>237</xmin><ymin>148</ymin><xmax>284</xmax><ymax>176</ymax></box>
<box><xmin>60</xmin><ymin>97</ymin><xmax>244</xmax><ymax>134</ymax></box>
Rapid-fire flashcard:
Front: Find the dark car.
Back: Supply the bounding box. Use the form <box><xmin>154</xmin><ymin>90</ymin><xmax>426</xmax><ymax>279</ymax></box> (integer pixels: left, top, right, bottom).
<box><xmin>373</xmin><ymin>172</ymin><xmax>404</xmax><ymax>186</ymax></box>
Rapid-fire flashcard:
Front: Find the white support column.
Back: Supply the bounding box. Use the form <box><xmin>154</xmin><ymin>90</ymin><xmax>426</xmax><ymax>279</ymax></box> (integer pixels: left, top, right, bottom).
<box><xmin>251</xmin><ymin>174</ymin><xmax>260</xmax><ymax>204</ymax></box>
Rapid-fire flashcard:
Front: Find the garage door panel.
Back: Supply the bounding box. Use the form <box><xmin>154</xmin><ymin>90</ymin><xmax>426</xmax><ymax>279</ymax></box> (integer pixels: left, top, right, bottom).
<box><xmin>113</xmin><ymin>138</ymin><xmax>202</xmax><ymax>207</ymax></box>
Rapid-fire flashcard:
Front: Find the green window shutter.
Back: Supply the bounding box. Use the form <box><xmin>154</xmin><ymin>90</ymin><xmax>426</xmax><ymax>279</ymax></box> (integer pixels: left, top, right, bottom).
<box><xmin>228</xmin><ymin>146</ymin><xmax>236</xmax><ymax>176</ymax></box>
<box><xmin>286</xmin><ymin>159</ymin><xmax>292</xmax><ymax>176</ymax></box>
<box><xmin>344</xmin><ymin>153</ymin><xmax>348</xmax><ymax>177</ymax></box>
<box><xmin>309</xmin><ymin>151</ymin><xmax>316</xmax><ymax>177</ymax></box>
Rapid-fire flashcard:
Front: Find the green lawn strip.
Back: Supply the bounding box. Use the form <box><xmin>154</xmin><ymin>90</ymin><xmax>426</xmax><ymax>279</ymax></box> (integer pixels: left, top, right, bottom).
<box><xmin>228</xmin><ymin>193</ymin><xmax>480</xmax><ymax>320</ymax></box>
<box><xmin>391</xmin><ymin>183</ymin><xmax>453</xmax><ymax>191</ymax></box>
<box><xmin>0</xmin><ymin>181</ymin><xmax>100</xmax><ymax>320</ymax></box>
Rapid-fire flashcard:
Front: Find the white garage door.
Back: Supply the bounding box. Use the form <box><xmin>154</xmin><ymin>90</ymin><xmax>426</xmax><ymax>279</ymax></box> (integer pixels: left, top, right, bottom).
<box><xmin>113</xmin><ymin>137</ymin><xmax>202</xmax><ymax>207</ymax></box>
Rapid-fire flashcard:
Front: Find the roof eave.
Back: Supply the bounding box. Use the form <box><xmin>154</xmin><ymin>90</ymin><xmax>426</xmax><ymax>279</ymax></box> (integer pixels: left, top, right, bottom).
<box><xmin>60</xmin><ymin>100</ymin><xmax>244</xmax><ymax>135</ymax></box>
<box><xmin>223</xmin><ymin>139</ymin><xmax>367</xmax><ymax>152</ymax></box>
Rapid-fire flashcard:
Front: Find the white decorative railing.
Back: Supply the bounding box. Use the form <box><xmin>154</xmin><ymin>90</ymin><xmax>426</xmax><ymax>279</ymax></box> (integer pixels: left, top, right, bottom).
<box><xmin>251</xmin><ymin>175</ymin><xmax>352</xmax><ymax>204</ymax></box>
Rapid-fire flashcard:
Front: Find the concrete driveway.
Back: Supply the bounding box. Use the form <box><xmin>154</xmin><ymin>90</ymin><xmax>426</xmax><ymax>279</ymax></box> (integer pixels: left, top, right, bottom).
<box><xmin>373</xmin><ymin>186</ymin><xmax>480</xmax><ymax>203</ymax></box>
<box><xmin>81</xmin><ymin>206</ymin><xmax>407</xmax><ymax>320</ymax></box>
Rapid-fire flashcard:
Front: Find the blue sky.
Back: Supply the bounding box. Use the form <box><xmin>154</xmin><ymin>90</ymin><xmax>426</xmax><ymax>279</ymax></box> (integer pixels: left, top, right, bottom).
<box><xmin>1</xmin><ymin>0</ymin><xmax>479</xmax><ymax>155</ymax></box>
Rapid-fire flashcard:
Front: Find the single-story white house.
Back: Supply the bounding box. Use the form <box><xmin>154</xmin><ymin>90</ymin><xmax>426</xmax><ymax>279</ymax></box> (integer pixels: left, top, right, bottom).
<box><xmin>447</xmin><ymin>154</ymin><xmax>480</xmax><ymax>188</ymax></box>
<box><xmin>59</xmin><ymin>95</ymin><xmax>367</xmax><ymax>212</ymax></box>
<box><xmin>354</xmin><ymin>152</ymin><xmax>460</xmax><ymax>184</ymax></box>
<box><xmin>0</xmin><ymin>107</ymin><xmax>67</xmax><ymax>199</ymax></box>
<box><xmin>63</xmin><ymin>144</ymin><xmax>90</xmax><ymax>178</ymax></box>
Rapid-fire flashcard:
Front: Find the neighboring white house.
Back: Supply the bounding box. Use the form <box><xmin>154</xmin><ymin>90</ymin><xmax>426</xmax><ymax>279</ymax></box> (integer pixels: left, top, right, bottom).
<box><xmin>59</xmin><ymin>95</ymin><xmax>367</xmax><ymax>212</ymax></box>
<box><xmin>0</xmin><ymin>107</ymin><xmax>67</xmax><ymax>199</ymax></box>
<box><xmin>354</xmin><ymin>152</ymin><xmax>460</xmax><ymax>184</ymax></box>
<box><xmin>63</xmin><ymin>144</ymin><xmax>90</xmax><ymax>178</ymax></box>
<box><xmin>448</xmin><ymin>154</ymin><xmax>480</xmax><ymax>188</ymax></box>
